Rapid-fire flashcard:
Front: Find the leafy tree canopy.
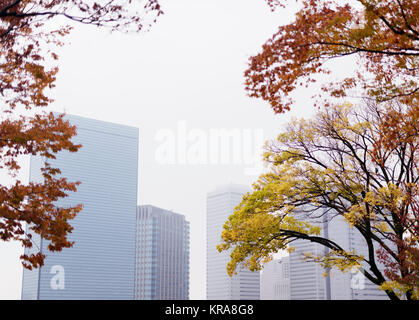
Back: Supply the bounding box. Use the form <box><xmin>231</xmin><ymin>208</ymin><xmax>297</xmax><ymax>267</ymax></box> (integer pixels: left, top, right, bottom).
<box><xmin>246</xmin><ymin>0</ymin><xmax>419</xmax><ymax>113</ymax></box>
<box><xmin>218</xmin><ymin>102</ymin><xmax>418</xmax><ymax>300</ymax></box>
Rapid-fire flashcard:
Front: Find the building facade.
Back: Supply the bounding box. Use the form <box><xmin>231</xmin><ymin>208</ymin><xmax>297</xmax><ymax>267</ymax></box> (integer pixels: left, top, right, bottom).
<box><xmin>290</xmin><ymin>239</ymin><xmax>329</xmax><ymax>300</ymax></box>
<box><xmin>260</xmin><ymin>257</ymin><xmax>290</xmax><ymax>300</ymax></box>
<box><xmin>135</xmin><ymin>205</ymin><xmax>190</xmax><ymax>300</ymax></box>
<box><xmin>21</xmin><ymin>114</ymin><xmax>139</xmax><ymax>299</ymax></box>
<box><xmin>327</xmin><ymin>214</ymin><xmax>388</xmax><ymax>300</ymax></box>
<box><xmin>289</xmin><ymin>209</ymin><xmax>389</xmax><ymax>300</ymax></box>
<box><xmin>206</xmin><ymin>184</ymin><xmax>260</xmax><ymax>300</ymax></box>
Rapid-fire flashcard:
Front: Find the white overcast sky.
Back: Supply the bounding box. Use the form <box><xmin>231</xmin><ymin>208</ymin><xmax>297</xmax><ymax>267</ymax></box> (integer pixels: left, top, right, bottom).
<box><xmin>0</xmin><ymin>0</ymin><xmax>357</xmax><ymax>300</ymax></box>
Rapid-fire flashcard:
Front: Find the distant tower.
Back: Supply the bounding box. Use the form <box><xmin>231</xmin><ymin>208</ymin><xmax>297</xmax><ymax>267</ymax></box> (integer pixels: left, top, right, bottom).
<box><xmin>289</xmin><ymin>209</ymin><xmax>389</xmax><ymax>300</ymax></box>
<box><xmin>290</xmin><ymin>239</ymin><xmax>329</xmax><ymax>300</ymax></box>
<box><xmin>327</xmin><ymin>214</ymin><xmax>388</xmax><ymax>300</ymax></box>
<box><xmin>260</xmin><ymin>257</ymin><xmax>290</xmax><ymax>300</ymax></box>
<box><xmin>21</xmin><ymin>114</ymin><xmax>139</xmax><ymax>299</ymax></box>
<box><xmin>135</xmin><ymin>205</ymin><xmax>190</xmax><ymax>300</ymax></box>
<box><xmin>206</xmin><ymin>184</ymin><xmax>260</xmax><ymax>300</ymax></box>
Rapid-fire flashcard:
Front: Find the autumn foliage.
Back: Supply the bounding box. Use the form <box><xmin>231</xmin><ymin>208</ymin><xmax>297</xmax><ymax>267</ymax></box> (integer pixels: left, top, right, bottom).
<box><xmin>0</xmin><ymin>113</ymin><xmax>83</xmax><ymax>269</ymax></box>
<box><xmin>218</xmin><ymin>102</ymin><xmax>418</xmax><ymax>300</ymax></box>
<box><xmin>246</xmin><ymin>0</ymin><xmax>418</xmax><ymax>113</ymax></box>
<box><xmin>218</xmin><ymin>0</ymin><xmax>419</xmax><ymax>300</ymax></box>
<box><xmin>0</xmin><ymin>0</ymin><xmax>162</xmax><ymax>268</ymax></box>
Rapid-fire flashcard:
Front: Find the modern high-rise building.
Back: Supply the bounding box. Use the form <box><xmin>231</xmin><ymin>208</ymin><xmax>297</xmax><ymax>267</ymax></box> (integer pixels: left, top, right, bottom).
<box><xmin>206</xmin><ymin>184</ymin><xmax>260</xmax><ymax>300</ymax></box>
<box><xmin>327</xmin><ymin>214</ymin><xmax>388</xmax><ymax>300</ymax></box>
<box><xmin>135</xmin><ymin>205</ymin><xmax>190</xmax><ymax>300</ymax></box>
<box><xmin>289</xmin><ymin>239</ymin><xmax>329</xmax><ymax>300</ymax></box>
<box><xmin>289</xmin><ymin>209</ymin><xmax>389</xmax><ymax>300</ymax></box>
<box><xmin>21</xmin><ymin>114</ymin><xmax>139</xmax><ymax>300</ymax></box>
<box><xmin>289</xmin><ymin>212</ymin><xmax>329</xmax><ymax>300</ymax></box>
<box><xmin>260</xmin><ymin>257</ymin><xmax>290</xmax><ymax>300</ymax></box>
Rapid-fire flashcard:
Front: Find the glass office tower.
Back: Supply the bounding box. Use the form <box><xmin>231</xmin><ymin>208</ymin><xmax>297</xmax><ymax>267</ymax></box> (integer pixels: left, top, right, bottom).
<box><xmin>135</xmin><ymin>205</ymin><xmax>190</xmax><ymax>300</ymax></box>
<box><xmin>206</xmin><ymin>184</ymin><xmax>260</xmax><ymax>300</ymax></box>
<box><xmin>21</xmin><ymin>114</ymin><xmax>139</xmax><ymax>299</ymax></box>
<box><xmin>327</xmin><ymin>214</ymin><xmax>388</xmax><ymax>300</ymax></box>
<box><xmin>260</xmin><ymin>257</ymin><xmax>290</xmax><ymax>300</ymax></box>
<box><xmin>289</xmin><ymin>209</ymin><xmax>389</xmax><ymax>300</ymax></box>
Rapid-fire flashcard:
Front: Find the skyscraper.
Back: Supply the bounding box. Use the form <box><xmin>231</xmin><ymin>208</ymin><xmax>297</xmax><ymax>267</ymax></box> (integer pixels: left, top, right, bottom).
<box><xmin>260</xmin><ymin>257</ymin><xmax>290</xmax><ymax>300</ymax></box>
<box><xmin>21</xmin><ymin>114</ymin><xmax>139</xmax><ymax>299</ymax></box>
<box><xmin>289</xmin><ymin>239</ymin><xmax>329</xmax><ymax>300</ymax></box>
<box><xmin>206</xmin><ymin>184</ymin><xmax>260</xmax><ymax>300</ymax></box>
<box><xmin>289</xmin><ymin>209</ymin><xmax>389</xmax><ymax>300</ymax></box>
<box><xmin>288</xmin><ymin>211</ymin><xmax>330</xmax><ymax>300</ymax></box>
<box><xmin>327</xmin><ymin>214</ymin><xmax>388</xmax><ymax>300</ymax></box>
<box><xmin>135</xmin><ymin>205</ymin><xmax>190</xmax><ymax>300</ymax></box>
